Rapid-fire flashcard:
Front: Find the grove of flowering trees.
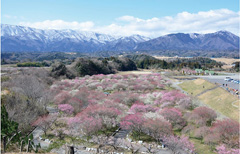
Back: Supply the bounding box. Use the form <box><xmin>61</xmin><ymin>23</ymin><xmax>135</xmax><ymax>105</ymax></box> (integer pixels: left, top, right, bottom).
<box><xmin>44</xmin><ymin>73</ymin><xmax>239</xmax><ymax>153</ymax></box>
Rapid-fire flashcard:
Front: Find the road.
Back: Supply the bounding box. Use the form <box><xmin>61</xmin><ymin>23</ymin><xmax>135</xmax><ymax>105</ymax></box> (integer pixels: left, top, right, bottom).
<box><xmin>193</xmin><ymin>73</ymin><xmax>240</xmax><ymax>92</ymax></box>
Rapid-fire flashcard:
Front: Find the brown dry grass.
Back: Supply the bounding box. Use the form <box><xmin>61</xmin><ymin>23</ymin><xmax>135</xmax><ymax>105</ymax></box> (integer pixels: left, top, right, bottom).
<box><xmin>212</xmin><ymin>58</ymin><xmax>240</xmax><ymax>65</ymax></box>
<box><xmin>212</xmin><ymin>58</ymin><xmax>240</xmax><ymax>69</ymax></box>
<box><xmin>179</xmin><ymin>79</ymin><xmax>216</xmax><ymax>96</ymax></box>
<box><xmin>198</xmin><ymin>87</ymin><xmax>239</xmax><ymax>122</ymax></box>
<box><xmin>193</xmin><ymin>79</ymin><xmax>205</xmax><ymax>85</ymax></box>
<box><xmin>154</xmin><ymin>56</ymin><xmax>240</xmax><ymax>64</ymax></box>
<box><xmin>179</xmin><ymin>79</ymin><xmax>239</xmax><ymax>122</ymax></box>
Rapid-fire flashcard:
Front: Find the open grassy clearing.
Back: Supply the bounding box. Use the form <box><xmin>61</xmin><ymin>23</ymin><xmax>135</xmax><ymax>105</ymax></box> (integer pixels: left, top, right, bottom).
<box><xmin>212</xmin><ymin>58</ymin><xmax>240</xmax><ymax>65</ymax></box>
<box><xmin>179</xmin><ymin>79</ymin><xmax>239</xmax><ymax>122</ymax></box>
<box><xmin>198</xmin><ymin>87</ymin><xmax>239</xmax><ymax>122</ymax></box>
<box><xmin>212</xmin><ymin>58</ymin><xmax>240</xmax><ymax>69</ymax></box>
<box><xmin>179</xmin><ymin>78</ymin><xmax>216</xmax><ymax>96</ymax></box>
<box><xmin>190</xmin><ymin>138</ymin><xmax>216</xmax><ymax>154</ymax></box>
<box><xmin>154</xmin><ymin>56</ymin><xmax>240</xmax><ymax>64</ymax></box>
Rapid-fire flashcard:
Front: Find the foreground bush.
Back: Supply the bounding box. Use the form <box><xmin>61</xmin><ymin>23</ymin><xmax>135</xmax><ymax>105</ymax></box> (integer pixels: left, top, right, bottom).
<box><xmin>163</xmin><ymin>135</ymin><xmax>195</xmax><ymax>154</ymax></box>
<box><xmin>216</xmin><ymin>144</ymin><xmax>240</xmax><ymax>154</ymax></box>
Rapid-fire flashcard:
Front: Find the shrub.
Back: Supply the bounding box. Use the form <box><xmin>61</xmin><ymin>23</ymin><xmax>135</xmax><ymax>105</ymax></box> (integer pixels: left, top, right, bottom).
<box><xmin>51</xmin><ymin>62</ymin><xmax>75</xmax><ymax>79</ymax></box>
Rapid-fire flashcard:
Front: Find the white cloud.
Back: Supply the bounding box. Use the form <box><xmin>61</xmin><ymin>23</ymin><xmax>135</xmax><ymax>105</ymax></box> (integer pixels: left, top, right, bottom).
<box><xmin>18</xmin><ymin>9</ymin><xmax>239</xmax><ymax>37</ymax></box>
<box><xmin>19</xmin><ymin>20</ymin><xmax>94</xmax><ymax>31</ymax></box>
<box><xmin>117</xmin><ymin>15</ymin><xmax>143</xmax><ymax>22</ymax></box>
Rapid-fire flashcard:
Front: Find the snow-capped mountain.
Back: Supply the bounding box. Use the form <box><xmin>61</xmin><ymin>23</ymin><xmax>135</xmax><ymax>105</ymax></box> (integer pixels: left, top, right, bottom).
<box><xmin>1</xmin><ymin>24</ymin><xmax>239</xmax><ymax>52</ymax></box>
<box><xmin>135</xmin><ymin>31</ymin><xmax>239</xmax><ymax>51</ymax></box>
<box><xmin>1</xmin><ymin>24</ymin><xmax>119</xmax><ymax>43</ymax></box>
<box><xmin>1</xmin><ymin>24</ymin><xmax>150</xmax><ymax>52</ymax></box>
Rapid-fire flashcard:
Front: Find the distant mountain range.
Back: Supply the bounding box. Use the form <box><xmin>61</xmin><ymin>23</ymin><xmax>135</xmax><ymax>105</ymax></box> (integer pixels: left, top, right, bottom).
<box><xmin>1</xmin><ymin>24</ymin><xmax>239</xmax><ymax>53</ymax></box>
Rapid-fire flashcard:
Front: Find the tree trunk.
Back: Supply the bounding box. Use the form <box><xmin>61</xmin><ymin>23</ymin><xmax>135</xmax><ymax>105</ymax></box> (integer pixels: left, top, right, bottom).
<box><xmin>27</xmin><ymin>139</ymin><xmax>31</xmax><ymax>152</ymax></box>
<box><xmin>20</xmin><ymin>140</ymin><xmax>24</xmax><ymax>152</ymax></box>
<box><xmin>3</xmin><ymin>136</ymin><xmax>7</xmax><ymax>153</ymax></box>
<box><xmin>65</xmin><ymin>145</ymin><xmax>74</xmax><ymax>154</ymax></box>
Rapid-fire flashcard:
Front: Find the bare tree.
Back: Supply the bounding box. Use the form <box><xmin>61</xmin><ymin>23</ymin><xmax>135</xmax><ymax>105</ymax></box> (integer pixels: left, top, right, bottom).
<box><xmin>32</xmin><ymin>114</ymin><xmax>57</xmax><ymax>136</ymax></box>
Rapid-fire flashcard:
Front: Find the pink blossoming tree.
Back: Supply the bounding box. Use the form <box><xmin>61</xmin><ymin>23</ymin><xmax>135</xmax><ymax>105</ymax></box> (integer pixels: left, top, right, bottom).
<box><xmin>163</xmin><ymin>135</ymin><xmax>195</xmax><ymax>154</ymax></box>
<box><xmin>58</xmin><ymin>104</ymin><xmax>74</xmax><ymax>114</ymax></box>
<box><xmin>159</xmin><ymin>107</ymin><xmax>186</xmax><ymax>130</ymax></box>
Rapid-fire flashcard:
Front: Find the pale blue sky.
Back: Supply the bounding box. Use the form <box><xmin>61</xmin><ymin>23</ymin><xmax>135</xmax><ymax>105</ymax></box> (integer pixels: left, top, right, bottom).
<box><xmin>1</xmin><ymin>0</ymin><xmax>239</xmax><ymax>37</ymax></box>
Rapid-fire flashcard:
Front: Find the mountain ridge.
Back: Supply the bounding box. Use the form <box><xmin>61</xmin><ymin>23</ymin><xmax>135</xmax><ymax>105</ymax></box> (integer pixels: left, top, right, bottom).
<box><xmin>1</xmin><ymin>24</ymin><xmax>239</xmax><ymax>52</ymax></box>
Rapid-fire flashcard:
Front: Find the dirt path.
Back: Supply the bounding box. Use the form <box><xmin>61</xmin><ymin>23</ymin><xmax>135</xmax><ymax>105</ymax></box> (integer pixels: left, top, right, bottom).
<box><xmin>195</xmin><ymin>86</ymin><xmax>219</xmax><ymax>97</ymax></box>
<box><xmin>232</xmin><ymin>100</ymin><xmax>239</xmax><ymax>108</ymax></box>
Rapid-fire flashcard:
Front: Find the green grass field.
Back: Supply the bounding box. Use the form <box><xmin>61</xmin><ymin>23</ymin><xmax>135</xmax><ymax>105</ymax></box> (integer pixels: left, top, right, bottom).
<box><xmin>179</xmin><ymin>79</ymin><xmax>216</xmax><ymax>96</ymax></box>
<box><xmin>198</xmin><ymin>87</ymin><xmax>239</xmax><ymax>121</ymax></box>
<box><xmin>179</xmin><ymin>79</ymin><xmax>239</xmax><ymax>122</ymax></box>
<box><xmin>190</xmin><ymin>138</ymin><xmax>216</xmax><ymax>154</ymax></box>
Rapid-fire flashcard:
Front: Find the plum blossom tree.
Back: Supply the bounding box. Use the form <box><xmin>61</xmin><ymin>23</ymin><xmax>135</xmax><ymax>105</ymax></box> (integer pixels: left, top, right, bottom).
<box><xmin>129</xmin><ymin>103</ymin><xmax>158</xmax><ymax>114</ymax></box>
<box><xmin>77</xmin><ymin>104</ymin><xmax>122</xmax><ymax>129</ymax></box>
<box><xmin>53</xmin><ymin>91</ymin><xmax>71</xmax><ymax>104</ymax></box>
<box><xmin>143</xmin><ymin>117</ymin><xmax>173</xmax><ymax>141</ymax></box>
<box><xmin>187</xmin><ymin>106</ymin><xmax>217</xmax><ymax>126</ymax></box>
<box><xmin>160</xmin><ymin>91</ymin><xmax>186</xmax><ymax>104</ymax></box>
<box><xmin>32</xmin><ymin>113</ymin><xmax>57</xmax><ymax>135</ymax></box>
<box><xmin>176</xmin><ymin>97</ymin><xmax>194</xmax><ymax>110</ymax></box>
<box><xmin>120</xmin><ymin>113</ymin><xmax>145</xmax><ymax>139</ymax></box>
<box><xmin>193</xmin><ymin>126</ymin><xmax>211</xmax><ymax>139</ymax></box>
<box><xmin>71</xmin><ymin>115</ymin><xmax>103</xmax><ymax>138</ymax></box>
<box><xmin>47</xmin><ymin>73</ymin><xmax>205</xmax><ymax>153</ymax></box>
<box><xmin>181</xmin><ymin>124</ymin><xmax>195</xmax><ymax>136</ymax></box>
<box><xmin>162</xmin><ymin>135</ymin><xmax>195</xmax><ymax>154</ymax></box>
<box><xmin>159</xmin><ymin>108</ymin><xmax>186</xmax><ymax>130</ymax></box>
<box><xmin>216</xmin><ymin>144</ymin><xmax>240</xmax><ymax>154</ymax></box>
<box><xmin>204</xmin><ymin>119</ymin><xmax>239</xmax><ymax>148</ymax></box>
<box><xmin>58</xmin><ymin>104</ymin><xmax>74</xmax><ymax>114</ymax></box>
